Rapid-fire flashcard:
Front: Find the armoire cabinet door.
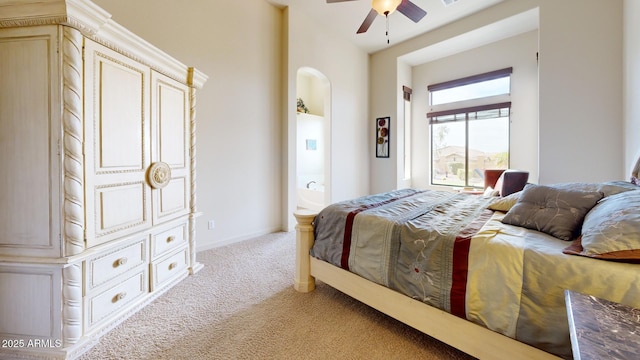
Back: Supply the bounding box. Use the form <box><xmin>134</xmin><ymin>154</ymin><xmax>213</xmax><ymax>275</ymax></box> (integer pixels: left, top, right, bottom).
<box><xmin>150</xmin><ymin>72</ymin><xmax>191</xmax><ymax>224</ymax></box>
<box><xmin>84</xmin><ymin>39</ymin><xmax>152</xmax><ymax>248</ymax></box>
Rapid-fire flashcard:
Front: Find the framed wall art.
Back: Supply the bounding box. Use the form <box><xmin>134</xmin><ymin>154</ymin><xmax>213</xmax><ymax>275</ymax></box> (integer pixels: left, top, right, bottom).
<box><xmin>376</xmin><ymin>116</ymin><xmax>390</xmax><ymax>158</ymax></box>
<box><xmin>305</xmin><ymin>139</ymin><xmax>317</xmax><ymax>151</ymax></box>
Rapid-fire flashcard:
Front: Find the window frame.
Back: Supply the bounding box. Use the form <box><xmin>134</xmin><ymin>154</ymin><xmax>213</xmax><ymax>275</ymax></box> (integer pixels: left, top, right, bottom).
<box><xmin>427</xmin><ymin>68</ymin><xmax>513</xmax><ymax>189</ymax></box>
<box><xmin>427</xmin><ymin>67</ymin><xmax>513</xmax><ymax>93</ymax></box>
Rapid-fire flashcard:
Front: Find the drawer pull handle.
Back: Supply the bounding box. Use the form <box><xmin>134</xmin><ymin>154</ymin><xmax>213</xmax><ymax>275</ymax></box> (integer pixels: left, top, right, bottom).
<box><xmin>113</xmin><ymin>292</ymin><xmax>127</xmax><ymax>303</ymax></box>
<box><xmin>114</xmin><ymin>257</ymin><xmax>128</xmax><ymax>267</ymax></box>
<box><xmin>166</xmin><ymin>236</ymin><xmax>176</xmax><ymax>243</ymax></box>
<box><xmin>168</xmin><ymin>262</ymin><xmax>178</xmax><ymax>270</ymax></box>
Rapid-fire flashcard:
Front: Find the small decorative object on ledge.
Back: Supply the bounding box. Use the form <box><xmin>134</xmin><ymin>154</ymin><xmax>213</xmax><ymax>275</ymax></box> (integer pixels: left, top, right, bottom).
<box><xmin>297</xmin><ymin>97</ymin><xmax>309</xmax><ymax>113</ymax></box>
<box><xmin>376</xmin><ymin>116</ymin><xmax>390</xmax><ymax>158</ymax></box>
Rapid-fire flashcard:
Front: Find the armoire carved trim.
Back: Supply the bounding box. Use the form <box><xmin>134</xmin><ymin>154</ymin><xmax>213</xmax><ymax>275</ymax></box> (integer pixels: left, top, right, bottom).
<box><xmin>62</xmin><ymin>263</ymin><xmax>83</xmax><ymax>345</ymax></box>
<box><xmin>62</xmin><ymin>26</ymin><xmax>85</xmax><ymax>257</ymax></box>
<box><xmin>0</xmin><ymin>16</ymin><xmax>68</xmax><ymax>29</ymax></box>
<box><xmin>188</xmin><ymin>85</ymin><xmax>198</xmax><ymax>273</ymax></box>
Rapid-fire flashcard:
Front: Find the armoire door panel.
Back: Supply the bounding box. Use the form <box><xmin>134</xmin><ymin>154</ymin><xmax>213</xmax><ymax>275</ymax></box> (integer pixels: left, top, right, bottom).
<box><xmin>88</xmin><ymin>182</ymin><xmax>149</xmax><ymax>248</ymax></box>
<box><xmin>98</xmin><ymin>61</ymin><xmax>145</xmax><ymax>170</ymax></box>
<box><xmin>158</xmin><ymin>177</ymin><xmax>187</xmax><ymax>217</ymax></box>
<box><xmin>98</xmin><ymin>183</ymin><xmax>145</xmax><ymax>229</ymax></box>
<box><xmin>151</xmin><ymin>71</ymin><xmax>190</xmax><ymax>224</ymax></box>
<box><xmin>0</xmin><ymin>26</ymin><xmax>61</xmax><ymax>257</ymax></box>
<box><xmin>84</xmin><ymin>39</ymin><xmax>152</xmax><ymax>245</ymax></box>
<box><xmin>157</xmin><ymin>83</ymin><xmax>187</xmax><ymax>167</ymax></box>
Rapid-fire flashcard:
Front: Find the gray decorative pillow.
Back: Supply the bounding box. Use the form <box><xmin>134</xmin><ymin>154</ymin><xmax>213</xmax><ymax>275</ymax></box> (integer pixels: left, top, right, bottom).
<box><xmin>502</xmin><ymin>184</ymin><xmax>604</xmax><ymax>240</ymax></box>
<box><xmin>551</xmin><ymin>181</ymin><xmax>638</xmax><ymax>197</ymax></box>
<box><xmin>563</xmin><ymin>191</ymin><xmax>640</xmax><ymax>262</ymax></box>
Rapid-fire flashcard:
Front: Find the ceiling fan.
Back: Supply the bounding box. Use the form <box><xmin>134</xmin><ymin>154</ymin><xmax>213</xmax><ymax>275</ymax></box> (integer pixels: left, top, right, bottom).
<box><xmin>327</xmin><ymin>0</ymin><xmax>427</xmax><ymax>34</ymax></box>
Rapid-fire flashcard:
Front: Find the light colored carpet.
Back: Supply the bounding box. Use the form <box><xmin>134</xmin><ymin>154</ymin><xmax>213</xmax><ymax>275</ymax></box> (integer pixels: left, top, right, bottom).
<box><xmin>80</xmin><ymin>231</ymin><xmax>475</xmax><ymax>360</ymax></box>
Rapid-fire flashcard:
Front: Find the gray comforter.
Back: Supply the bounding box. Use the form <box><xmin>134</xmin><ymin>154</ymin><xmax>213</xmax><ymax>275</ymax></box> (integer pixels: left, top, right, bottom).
<box><xmin>311</xmin><ymin>188</ymin><xmax>494</xmax><ymax>311</ymax></box>
<box><xmin>309</xmin><ymin>188</ymin><xmax>640</xmax><ymax>359</ymax></box>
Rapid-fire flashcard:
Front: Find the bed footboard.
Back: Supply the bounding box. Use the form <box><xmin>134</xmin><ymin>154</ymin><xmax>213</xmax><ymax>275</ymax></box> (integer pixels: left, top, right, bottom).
<box><xmin>293</xmin><ymin>210</ymin><xmax>317</xmax><ymax>292</ymax></box>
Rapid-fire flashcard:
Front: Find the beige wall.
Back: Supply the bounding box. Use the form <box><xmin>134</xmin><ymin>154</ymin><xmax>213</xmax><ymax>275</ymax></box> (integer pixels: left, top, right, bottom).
<box><xmin>537</xmin><ymin>0</ymin><xmax>623</xmax><ymax>183</ymax></box>
<box><xmin>370</xmin><ymin>0</ymin><xmax>627</xmax><ymax>192</ymax></box>
<box><xmin>624</xmin><ymin>0</ymin><xmax>640</xmax><ymax>173</ymax></box>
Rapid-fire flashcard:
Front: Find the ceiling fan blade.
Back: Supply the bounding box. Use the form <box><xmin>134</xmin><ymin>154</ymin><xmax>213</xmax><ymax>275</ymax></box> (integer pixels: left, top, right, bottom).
<box><xmin>356</xmin><ymin>9</ymin><xmax>378</xmax><ymax>34</ymax></box>
<box><xmin>326</xmin><ymin>0</ymin><xmax>359</xmax><ymax>3</ymax></box>
<box><xmin>397</xmin><ymin>0</ymin><xmax>427</xmax><ymax>23</ymax></box>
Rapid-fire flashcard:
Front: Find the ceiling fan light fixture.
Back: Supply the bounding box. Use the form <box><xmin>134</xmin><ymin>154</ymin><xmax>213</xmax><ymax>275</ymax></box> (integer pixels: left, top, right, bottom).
<box><xmin>371</xmin><ymin>0</ymin><xmax>402</xmax><ymax>16</ymax></box>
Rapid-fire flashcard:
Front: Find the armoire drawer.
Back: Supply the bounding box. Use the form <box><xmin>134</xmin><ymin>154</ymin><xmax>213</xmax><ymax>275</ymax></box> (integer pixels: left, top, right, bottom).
<box><xmin>151</xmin><ymin>222</ymin><xmax>187</xmax><ymax>260</ymax></box>
<box><xmin>86</xmin><ymin>237</ymin><xmax>147</xmax><ymax>291</ymax></box>
<box><xmin>150</xmin><ymin>246</ymin><xmax>189</xmax><ymax>291</ymax></box>
<box><xmin>85</xmin><ymin>268</ymin><xmax>148</xmax><ymax>330</ymax></box>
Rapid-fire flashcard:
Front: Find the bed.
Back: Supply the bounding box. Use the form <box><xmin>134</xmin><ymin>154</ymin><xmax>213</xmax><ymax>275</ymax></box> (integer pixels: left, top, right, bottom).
<box><xmin>293</xmin><ymin>172</ymin><xmax>640</xmax><ymax>359</ymax></box>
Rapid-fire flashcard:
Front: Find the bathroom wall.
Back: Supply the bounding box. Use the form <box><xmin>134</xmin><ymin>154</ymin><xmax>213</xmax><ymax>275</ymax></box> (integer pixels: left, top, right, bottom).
<box><xmin>296</xmin><ymin>113</ymin><xmax>324</xmax><ymax>189</ymax></box>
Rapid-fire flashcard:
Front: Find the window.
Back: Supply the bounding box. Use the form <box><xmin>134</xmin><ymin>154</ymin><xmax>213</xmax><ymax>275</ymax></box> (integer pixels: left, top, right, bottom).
<box><xmin>427</xmin><ymin>68</ymin><xmax>512</xmax><ymax>188</ymax></box>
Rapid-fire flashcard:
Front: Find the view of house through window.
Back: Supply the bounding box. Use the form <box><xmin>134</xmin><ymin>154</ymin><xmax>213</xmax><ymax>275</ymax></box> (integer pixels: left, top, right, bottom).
<box><xmin>427</xmin><ymin>68</ymin><xmax>512</xmax><ymax>188</ymax></box>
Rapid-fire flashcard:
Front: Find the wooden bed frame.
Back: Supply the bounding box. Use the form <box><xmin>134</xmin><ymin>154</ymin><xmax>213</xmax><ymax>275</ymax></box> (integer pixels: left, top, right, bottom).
<box><xmin>293</xmin><ymin>210</ymin><xmax>561</xmax><ymax>360</ymax></box>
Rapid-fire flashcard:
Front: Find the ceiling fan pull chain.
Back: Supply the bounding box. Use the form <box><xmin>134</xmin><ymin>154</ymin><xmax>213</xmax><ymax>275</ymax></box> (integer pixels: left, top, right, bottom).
<box><xmin>385</xmin><ymin>13</ymin><xmax>390</xmax><ymax>44</ymax></box>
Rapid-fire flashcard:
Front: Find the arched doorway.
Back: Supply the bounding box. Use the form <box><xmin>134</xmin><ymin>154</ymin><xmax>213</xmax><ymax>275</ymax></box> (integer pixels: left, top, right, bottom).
<box><xmin>295</xmin><ymin>67</ymin><xmax>331</xmax><ymax>213</ymax></box>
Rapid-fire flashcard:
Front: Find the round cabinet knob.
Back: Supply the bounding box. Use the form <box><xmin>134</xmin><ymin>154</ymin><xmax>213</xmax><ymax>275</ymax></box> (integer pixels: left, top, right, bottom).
<box><xmin>166</xmin><ymin>236</ymin><xmax>175</xmax><ymax>243</ymax></box>
<box><xmin>168</xmin><ymin>262</ymin><xmax>178</xmax><ymax>270</ymax></box>
<box><xmin>147</xmin><ymin>162</ymin><xmax>171</xmax><ymax>189</ymax></box>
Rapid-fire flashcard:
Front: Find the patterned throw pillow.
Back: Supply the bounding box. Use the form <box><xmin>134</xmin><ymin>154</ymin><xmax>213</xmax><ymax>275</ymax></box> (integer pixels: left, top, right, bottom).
<box><xmin>487</xmin><ymin>191</ymin><xmax>521</xmax><ymax>212</ymax></box>
<box><xmin>501</xmin><ymin>184</ymin><xmax>603</xmax><ymax>241</ymax></box>
<box><xmin>563</xmin><ymin>191</ymin><xmax>640</xmax><ymax>262</ymax></box>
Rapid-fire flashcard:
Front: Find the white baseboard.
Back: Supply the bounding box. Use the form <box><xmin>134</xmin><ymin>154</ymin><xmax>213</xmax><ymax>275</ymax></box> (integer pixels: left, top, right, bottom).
<box><xmin>196</xmin><ymin>227</ymin><xmax>286</xmax><ymax>252</ymax></box>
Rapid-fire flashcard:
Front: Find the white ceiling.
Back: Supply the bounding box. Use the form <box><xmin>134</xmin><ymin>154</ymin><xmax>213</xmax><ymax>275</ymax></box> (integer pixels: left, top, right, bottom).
<box><xmin>267</xmin><ymin>0</ymin><xmax>508</xmax><ymax>54</ymax></box>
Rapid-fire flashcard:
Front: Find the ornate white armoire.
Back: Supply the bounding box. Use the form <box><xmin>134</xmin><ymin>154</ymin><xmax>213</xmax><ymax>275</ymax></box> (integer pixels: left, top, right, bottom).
<box><xmin>0</xmin><ymin>1</ymin><xmax>207</xmax><ymax>358</ymax></box>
